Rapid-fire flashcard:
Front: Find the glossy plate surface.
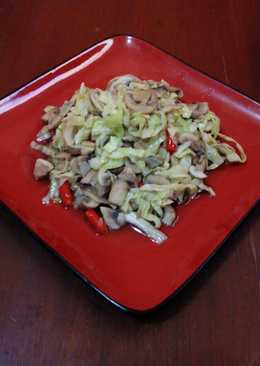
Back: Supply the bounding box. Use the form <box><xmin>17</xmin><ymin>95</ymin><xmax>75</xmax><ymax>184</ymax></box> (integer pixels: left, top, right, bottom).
<box><xmin>0</xmin><ymin>35</ymin><xmax>259</xmax><ymax>312</ymax></box>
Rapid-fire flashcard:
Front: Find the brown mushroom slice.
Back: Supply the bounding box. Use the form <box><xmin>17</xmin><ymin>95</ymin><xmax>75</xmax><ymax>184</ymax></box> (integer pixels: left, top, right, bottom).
<box><xmin>197</xmin><ymin>157</ymin><xmax>208</xmax><ymax>171</ymax></box>
<box><xmin>134</xmin><ymin>141</ymin><xmax>146</xmax><ymax>149</ymax></box>
<box><xmin>30</xmin><ymin>141</ymin><xmax>53</xmax><ymax>156</ymax></box>
<box><xmin>124</xmin><ymin>89</ymin><xmax>157</xmax><ymax>113</ymax></box>
<box><xmin>36</xmin><ymin>126</ymin><xmax>52</xmax><ymax>143</ymax></box>
<box><xmin>89</xmin><ymin>89</ymin><xmax>104</xmax><ymax>112</ymax></box>
<box><xmin>70</xmin><ymin>156</ymin><xmax>83</xmax><ymax>174</ymax></box>
<box><xmin>73</xmin><ymin>188</ymin><xmax>98</xmax><ymax>209</ymax></box>
<box><xmin>33</xmin><ymin>158</ymin><xmax>54</xmax><ymax>180</ymax></box>
<box><xmin>79</xmin><ymin>161</ymin><xmax>91</xmax><ymax>177</ymax></box>
<box><xmin>74</xmin><ymin>193</ymin><xmax>99</xmax><ymax>209</ymax></box>
<box><xmin>132</xmin><ymin>89</ymin><xmax>151</xmax><ymax>104</ymax></box>
<box><xmin>82</xmin><ymin>187</ymin><xmax>113</xmax><ymax>207</ymax></box>
<box><xmin>145</xmin><ymin>175</ymin><xmax>170</xmax><ymax>185</ymax></box>
<box><xmin>145</xmin><ymin>156</ymin><xmax>163</xmax><ymax>169</ymax></box>
<box><xmin>97</xmin><ymin>170</ymin><xmax>114</xmax><ymax>186</ymax></box>
<box><xmin>55</xmin><ymin>152</ymin><xmax>71</xmax><ymax>160</ymax></box>
<box><xmin>81</xmin><ymin>198</ymin><xmax>100</xmax><ymax>208</ymax></box>
<box><xmin>117</xmin><ymin>212</ymin><xmax>126</xmax><ymax>227</ymax></box>
<box><xmin>80</xmin><ymin>141</ymin><xmax>95</xmax><ymax>156</ymax></box>
<box><xmin>42</xmin><ymin>101</ymin><xmax>73</xmax><ymax>130</ymax></box>
<box><xmin>81</xmin><ymin>170</ymin><xmax>97</xmax><ymax>185</ymax></box>
<box><xmin>107</xmin><ymin>74</ymin><xmax>140</xmax><ymax>94</ymax></box>
<box><xmin>42</xmin><ymin>106</ymin><xmax>59</xmax><ymax>123</ymax></box>
<box><xmin>100</xmin><ymin>207</ymin><xmax>125</xmax><ymax>230</ymax></box>
<box><xmin>178</xmin><ymin>133</ymin><xmax>204</xmax><ymax>152</ymax></box>
<box><xmin>171</xmin><ymin>87</ymin><xmax>183</xmax><ymax>98</ymax></box>
<box><xmin>95</xmin><ymin>183</ymin><xmax>110</xmax><ymax>198</ymax></box>
<box><xmin>150</xmin><ymin>80</ymin><xmax>171</xmax><ymax>97</ymax></box>
<box><xmin>162</xmin><ymin>206</ymin><xmax>176</xmax><ymax>226</ymax></box>
<box><xmin>178</xmin><ymin>133</ymin><xmax>199</xmax><ymax>144</ymax></box>
<box><xmin>108</xmin><ymin>180</ymin><xmax>129</xmax><ymax>206</ymax></box>
<box><xmin>161</xmin><ymin>101</ymin><xmax>179</xmax><ymax>113</ymax></box>
<box><xmin>118</xmin><ymin>165</ymin><xmax>137</xmax><ymax>184</ymax></box>
<box><xmin>190</xmin><ymin>102</ymin><xmax>208</xmax><ymax>118</ymax></box>
<box><xmin>70</xmin><ymin>156</ymin><xmax>90</xmax><ymax>176</ymax></box>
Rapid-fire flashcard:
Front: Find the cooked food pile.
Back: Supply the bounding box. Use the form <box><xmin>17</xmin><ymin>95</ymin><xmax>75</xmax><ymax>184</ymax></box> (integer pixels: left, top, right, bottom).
<box><xmin>31</xmin><ymin>75</ymin><xmax>246</xmax><ymax>243</ymax></box>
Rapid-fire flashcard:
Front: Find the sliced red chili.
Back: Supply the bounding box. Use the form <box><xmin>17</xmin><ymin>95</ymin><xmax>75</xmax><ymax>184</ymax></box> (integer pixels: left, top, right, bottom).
<box><xmin>85</xmin><ymin>209</ymin><xmax>108</xmax><ymax>234</ymax></box>
<box><xmin>59</xmin><ymin>181</ymin><xmax>73</xmax><ymax>207</ymax></box>
<box><xmin>165</xmin><ymin>129</ymin><xmax>176</xmax><ymax>154</ymax></box>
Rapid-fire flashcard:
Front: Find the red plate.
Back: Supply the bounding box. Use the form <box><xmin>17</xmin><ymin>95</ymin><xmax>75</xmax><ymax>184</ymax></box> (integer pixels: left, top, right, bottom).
<box><xmin>0</xmin><ymin>36</ymin><xmax>259</xmax><ymax>312</ymax></box>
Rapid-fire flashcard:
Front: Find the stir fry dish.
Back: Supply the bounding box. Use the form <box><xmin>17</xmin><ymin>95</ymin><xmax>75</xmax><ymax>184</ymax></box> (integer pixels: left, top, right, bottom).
<box><xmin>31</xmin><ymin>75</ymin><xmax>246</xmax><ymax>244</ymax></box>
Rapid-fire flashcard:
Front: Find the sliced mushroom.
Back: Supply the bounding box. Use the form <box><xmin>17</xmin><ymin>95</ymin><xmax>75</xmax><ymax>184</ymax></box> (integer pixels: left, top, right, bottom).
<box><xmin>161</xmin><ymin>100</ymin><xmax>179</xmax><ymax>113</ymax></box>
<box><xmin>42</xmin><ymin>101</ymin><xmax>73</xmax><ymax>130</ymax></box>
<box><xmin>108</xmin><ymin>179</ymin><xmax>129</xmax><ymax>206</ymax></box>
<box><xmin>117</xmin><ymin>212</ymin><xmax>126</xmax><ymax>226</ymax></box>
<box><xmin>81</xmin><ymin>169</ymin><xmax>97</xmax><ymax>185</ymax></box>
<box><xmin>197</xmin><ymin>157</ymin><xmax>208</xmax><ymax>171</ymax></box>
<box><xmin>118</xmin><ymin>165</ymin><xmax>137</xmax><ymax>184</ymax></box>
<box><xmin>124</xmin><ymin>89</ymin><xmax>157</xmax><ymax>113</ymax></box>
<box><xmin>73</xmin><ymin>190</ymin><xmax>97</xmax><ymax>209</ymax></box>
<box><xmin>134</xmin><ymin>141</ymin><xmax>146</xmax><ymax>149</ymax></box>
<box><xmin>33</xmin><ymin>158</ymin><xmax>53</xmax><ymax>180</ymax></box>
<box><xmin>178</xmin><ymin>133</ymin><xmax>204</xmax><ymax>152</ymax></box>
<box><xmin>30</xmin><ymin>141</ymin><xmax>53</xmax><ymax>156</ymax></box>
<box><xmin>89</xmin><ymin>89</ymin><xmax>104</xmax><ymax>112</ymax></box>
<box><xmin>190</xmin><ymin>102</ymin><xmax>208</xmax><ymax>118</ymax></box>
<box><xmin>74</xmin><ymin>186</ymin><xmax>113</xmax><ymax>209</ymax></box>
<box><xmin>107</xmin><ymin>74</ymin><xmax>140</xmax><ymax>94</ymax></box>
<box><xmin>80</xmin><ymin>141</ymin><xmax>96</xmax><ymax>155</ymax></box>
<box><xmin>145</xmin><ymin>156</ymin><xmax>162</xmax><ymax>169</ymax></box>
<box><xmin>95</xmin><ymin>183</ymin><xmax>110</xmax><ymax>198</ymax></box>
<box><xmin>79</xmin><ymin>160</ymin><xmax>91</xmax><ymax>177</ymax></box>
<box><xmin>162</xmin><ymin>206</ymin><xmax>176</xmax><ymax>226</ymax></box>
<box><xmin>42</xmin><ymin>106</ymin><xmax>59</xmax><ymax>123</ymax></box>
<box><xmin>82</xmin><ymin>187</ymin><xmax>111</xmax><ymax>205</ymax></box>
<box><xmin>100</xmin><ymin>207</ymin><xmax>126</xmax><ymax>230</ymax></box>
<box><xmin>97</xmin><ymin>170</ymin><xmax>114</xmax><ymax>186</ymax></box>
<box><xmin>170</xmin><ymin>87</ymin><xmax>183</xmax><ymax>98</ymax></box>
<box><xmin>177</xmin><ymin>188</ymin><xmax>191</xmax><ymax>205</ymax></box>
<box><xmin>145</xmin><ymin>175</ymin><xmax>170</xmax><ymax>185</ymax></box>
<box><xmin>178</xmin><ymin>133</ymin><xmax>199</xmax><ymax>144</ymax></box>
<box><xmin>150</xmin><ymin>80</ymin><xmax>171</xmax><ymax>97</ymax></box>
<box><xmin>54</xmin><ymin>159</ymin><xmax>69</xmax><ymax>172</ymax></box>
<box><xmin>36</xmin><ymin>126</ymin><xmax>52</xmax><ymax>143</ymax></box>
<box><xmin>70</xmin><ymin>156</ymin><xmax>90</xmax><ymax>176</ymax></box>
<box><xmin>55</xmin><ymin>152</ymin><xmax>71</xmax><ymax>159</ymax></box>
<box><xmin>70</xmin><ymin>156</ymin><xmax>83</xmax><ymax>174</ymax></box>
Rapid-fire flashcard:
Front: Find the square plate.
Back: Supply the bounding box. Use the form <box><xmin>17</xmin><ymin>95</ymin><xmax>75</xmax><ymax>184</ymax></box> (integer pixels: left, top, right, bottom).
<box><xmin>0</xmin><ymin>35</ymin><xmax>259</xmax><ymax>312</ymax></box>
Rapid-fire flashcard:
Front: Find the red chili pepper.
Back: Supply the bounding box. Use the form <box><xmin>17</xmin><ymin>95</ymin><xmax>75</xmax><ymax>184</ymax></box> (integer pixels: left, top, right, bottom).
<box><xmin>165</xmin><ymin>129</ymin><xmax>176</xmax><ymax>154</ymax></box>
<box><xmin>85</xmin><ymin>209</ymin><xmax>108</xmax><ymax>234</ymax></box>
<box><xmin>59</xmin><ymin>181</ymin><xmax>73</xmax><ymax>207</ymax></box>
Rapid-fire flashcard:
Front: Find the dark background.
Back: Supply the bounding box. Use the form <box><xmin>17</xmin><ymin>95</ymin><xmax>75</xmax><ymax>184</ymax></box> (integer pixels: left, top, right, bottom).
<box><xmin>0</xmin><ymin>1</ymin><xmax>259</xmax><ymax>365</ymax></box>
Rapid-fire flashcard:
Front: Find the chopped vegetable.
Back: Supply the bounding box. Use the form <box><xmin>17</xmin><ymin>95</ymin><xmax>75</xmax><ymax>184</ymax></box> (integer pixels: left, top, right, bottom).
<box><xmin>59</xmin><ymin>181</ymin><xmax>73</xmax><ymax>207</ymax></box>
<box><xmin>165</xmin><ymin>129</ymin><xmax>176</xmax><ymax>154</ymax></box>
<box><xmin>85</xmin><ymin>208</ymin><xmax>108</xmax><ymax>234</ymax></box>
